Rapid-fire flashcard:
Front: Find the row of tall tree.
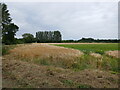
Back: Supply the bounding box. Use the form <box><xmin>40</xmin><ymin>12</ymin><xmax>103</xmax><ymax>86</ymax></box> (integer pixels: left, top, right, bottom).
<box><xmin>15</xmin><ymin>31</ymin><xmax>62</xmax><ymax>44</ymax></box>
<box><xmin>36</xmin><ymin>31</ymin><xmax>62</xmax><ymax>43</ymax></box>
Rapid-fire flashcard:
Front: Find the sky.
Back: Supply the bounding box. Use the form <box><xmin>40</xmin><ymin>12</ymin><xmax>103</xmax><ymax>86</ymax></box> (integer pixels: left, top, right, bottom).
<box><xmin>4</xmin><ymin>2</ymin><xmax>118</xmax><ymax>40</ymax></box>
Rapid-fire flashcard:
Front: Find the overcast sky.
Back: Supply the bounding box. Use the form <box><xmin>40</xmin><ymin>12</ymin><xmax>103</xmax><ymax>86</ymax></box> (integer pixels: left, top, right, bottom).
<box><xmin>5</xmin><ymin>2</ymin><xmax>118</xmax><ymax>40</ymax></box>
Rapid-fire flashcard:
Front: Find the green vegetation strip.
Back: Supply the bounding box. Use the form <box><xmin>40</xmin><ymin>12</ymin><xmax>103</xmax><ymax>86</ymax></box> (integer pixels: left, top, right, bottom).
<box><xmin>53</xmin><ymin>43</ymin><xmax>119</xmax><ymax>54</ymax></box>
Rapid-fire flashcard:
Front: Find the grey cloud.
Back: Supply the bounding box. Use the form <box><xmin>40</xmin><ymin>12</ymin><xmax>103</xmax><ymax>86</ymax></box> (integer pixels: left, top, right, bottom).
<box><xmin>6</xmin><ymin>2</ymin><xmax>118</xmax><ymax>39</ymax></box>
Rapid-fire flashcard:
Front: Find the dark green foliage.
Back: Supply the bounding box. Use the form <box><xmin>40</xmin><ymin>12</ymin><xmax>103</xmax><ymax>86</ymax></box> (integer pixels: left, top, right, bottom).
<box><xmin>1</xmin><ymin>3</ymin><xmax>19</xmax><ymax>45</ymax></box>
<box><xmin>62</xmin><ymin>38</ymin><xmax>120</xmax><ymax>43</ymax></box>
<box><xmin>36</xmin><ymin>31</ymin><xmax>62</xmax><ymax>43</ymax></box>
<box><xmin>15</xmin><ymin>38</ymin><xmax>24</xmax><ymax>44</ymax></box>
<box><xmin>22</xmin><ymin>33</ymin><xmax>35</xmax><ymax>43</ymax></box>
<box><xmin>53</xmin><ymin>31</ymin><xmax>61</xmax><ymax>42</ymax></box>
<box><xmin>79</xmin><ymin>38</ymin><xmax>94</xmax><ymax>43</ymax></box>
<box><xmin>1</xmin><ymin>3</ymin><xmax>12</xmax><ymax>24</ymax></box>
<box><xmin>2</xmin><ymin>23</ymin><xmax>19</xmax><ymax>44</ymax></box>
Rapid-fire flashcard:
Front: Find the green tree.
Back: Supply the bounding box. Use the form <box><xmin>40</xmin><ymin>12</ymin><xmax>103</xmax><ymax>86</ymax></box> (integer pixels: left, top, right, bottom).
<box><xmin>36</xmin><ymin>31</ymin><xmax>62</xmax><ymax>43</ymax></box>
<box><xmin>1</xmin><ymin>3</ymin><xmax>19</xmax><ymax>45</ymax></box>
<box><xmin>53</xmin><ymin>31</ymin><xmax>62</xmax><ymax>42</ymax></box>
<box><xmin>22</xmin><ymin>33</ymin><xmax>35</xmax><ymax>43</ymax></box>
<box><xmin>0</xmin><ymin>3</ymin><xmax>2</xmax><ymax>43</ymax></box>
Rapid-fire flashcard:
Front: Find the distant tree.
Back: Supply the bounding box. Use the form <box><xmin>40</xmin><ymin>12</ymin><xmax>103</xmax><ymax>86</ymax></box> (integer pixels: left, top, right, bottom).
<box><xmin>1</xmin><ymin>3</ymin><xmax>19</xmax><ymax>45</ymax></box>
<box><xmin>36</xmin><ymin>31</ymin><xmax>62</xmax><ymax>43</ymax></box>
<box><xmin>22</xmin><ymin>33</ymin><xmax>35</xmax><ymax>43</ymax></box>
<box><xmin>53</xmin><ymin>31</ymin><xmax>62</xmax><ymax>42</ymax></box>
<box><xmin>14</xmin><ymin>38</ymin><xmax>24</xmax><ymax>44</ymax></box>
<box><xmin>36</xmin><ymin>31</ymin><xmax>44</xmax><ymax>42</ymax></box>
<box><xmin>78</xmin><ymin>38</ymin><xmax>94</xmax><ymax>43</ymax></box>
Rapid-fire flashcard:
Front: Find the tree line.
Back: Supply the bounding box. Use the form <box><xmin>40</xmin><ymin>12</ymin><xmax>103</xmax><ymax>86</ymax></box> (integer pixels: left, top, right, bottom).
<box><xmin>20</xmin><ymin>31</ymin><xmax>62</xmax><ymax>43</ymax></box>
<box><xmin>62</xmin><ymin>38</ymin><xmax>120</xmax><ymax>43</ymax></box>
<box><xmin>16</xmin><ymin>36</ymin><xmax>119</xmax><ymax>44</ymax></box>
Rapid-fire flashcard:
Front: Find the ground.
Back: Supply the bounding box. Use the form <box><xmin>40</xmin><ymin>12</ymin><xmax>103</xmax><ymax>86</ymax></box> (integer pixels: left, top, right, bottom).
<box><xmin>2</xmin><ymin>43</ymin><xmax>119</xmax><ymax>88</ymax></box>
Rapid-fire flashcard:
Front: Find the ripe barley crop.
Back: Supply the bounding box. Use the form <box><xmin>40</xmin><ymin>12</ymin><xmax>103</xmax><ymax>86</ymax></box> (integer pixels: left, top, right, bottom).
<box><xmin>9</xmin><ymin>43</ymin><xmax>83</xmax><ymax>68</ymax></box>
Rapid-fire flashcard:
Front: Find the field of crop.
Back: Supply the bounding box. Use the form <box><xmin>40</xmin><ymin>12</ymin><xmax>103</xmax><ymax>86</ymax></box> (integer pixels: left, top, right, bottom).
<box><xmin>2</xmin><ymin>43</ymin><xmax>119</xmax><ymax>88</ymax></box>
<box><xmin>53</xmin><ymin>43</ymin><xmax>119</xmax><ymax>54</ymax></box>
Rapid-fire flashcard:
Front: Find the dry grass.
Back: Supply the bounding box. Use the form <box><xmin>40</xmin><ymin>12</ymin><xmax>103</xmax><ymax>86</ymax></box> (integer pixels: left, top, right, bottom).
<box><xmin>89</xmin><ymin>53</ymin><xmax>102</xmax><ymax>58</ymax></box>
<box><xmin>89</xmin><ymin>53</ymin><xmax>103</xmax><ymax>69</ymax></box>
<box><xmin>105</xmin><ymin>51</ymin><xmax>119</xmax><ymax>58</ymax></box>
<box><xmin>9</xmin><ymin>43</ymin><xmax>83</xmax><ymax>68</ymax></box>
<box><xmin>2</xmin><ymin>43</ymin><xmax>119</xmax><ymax>88</ymax></box>
<box><xmin>2</xmin><ymin>57</ymin><xmax>118</xmax><ymax>88</ymax></box>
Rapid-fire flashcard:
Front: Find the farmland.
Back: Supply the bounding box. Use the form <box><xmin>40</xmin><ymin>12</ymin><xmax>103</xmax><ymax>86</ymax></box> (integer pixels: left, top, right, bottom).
<box><xmin>53</xmin><ymin>43</ymin><xmax>119</xmax><ymax>54</ymax></box>
<box><xmin>1</xmin><ymin>2</ymin><xmax>119</xmax><ymax>89</ymax></box>
<box><xmin>2</xmin><ymin>43</ymin><xmax>119</xmax><ymax>88</ymax></box>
